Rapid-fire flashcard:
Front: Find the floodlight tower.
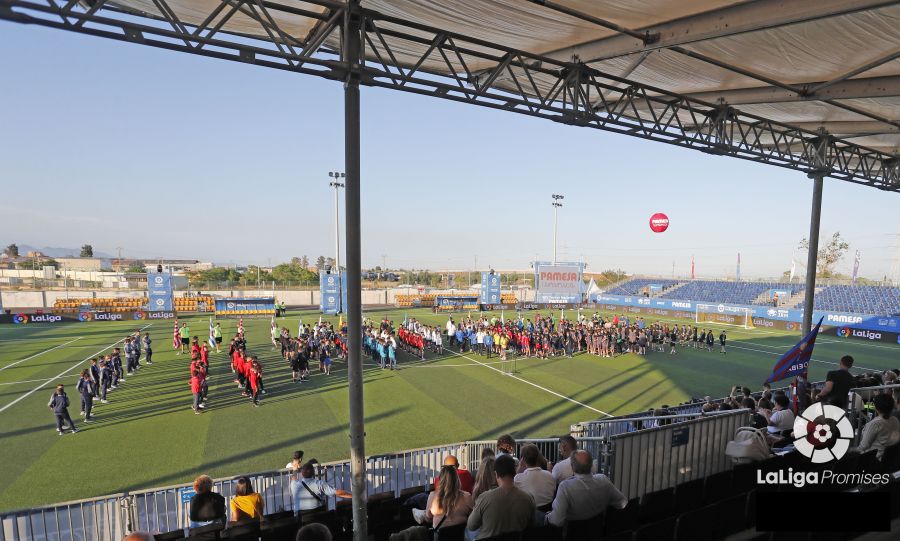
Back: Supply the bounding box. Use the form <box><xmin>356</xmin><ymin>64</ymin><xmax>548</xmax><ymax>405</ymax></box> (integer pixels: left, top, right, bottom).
<box><xmin>552</xmin><ymin>194</ymin><xmax>564</xmax><ymax>264</ymax></box>
<box><xmin>329</xmin><ymin>172</ymin><xmax>345</xmax><ymax>274</ymax></box>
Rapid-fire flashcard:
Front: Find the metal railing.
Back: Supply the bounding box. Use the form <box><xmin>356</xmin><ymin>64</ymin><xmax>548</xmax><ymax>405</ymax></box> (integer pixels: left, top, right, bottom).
<box><xmin>605</xmin><ymin>409</ymin><xmax>750</xmax><ymax>499</ymax></box>
<box><xmin>1</xmin><ymin>410</ymin><xmax>760</xmax><ymax>540</ymax></box>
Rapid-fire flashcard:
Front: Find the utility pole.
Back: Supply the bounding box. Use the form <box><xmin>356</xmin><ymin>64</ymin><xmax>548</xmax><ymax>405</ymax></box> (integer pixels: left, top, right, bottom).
<box><xmin>329</xmin><ymin>172</ymin><xmax>346</xmax><ymax>275</ymax></box>
<box><xmin>552</xmin><ymin>194</ymin><xmax>564</xmax><ymax>264</ymax></box>
<box><xmin>381</xmin><ymin>254</ymin><xmax>386</xmax><ymax>270</ymax></box>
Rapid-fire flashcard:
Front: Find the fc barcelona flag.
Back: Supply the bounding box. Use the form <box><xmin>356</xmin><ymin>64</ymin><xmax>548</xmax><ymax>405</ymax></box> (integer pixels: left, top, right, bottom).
<box><xmin>764</xmin><ymin>317</ymin><xmax>823</xmax><ymax>384</ymax></box>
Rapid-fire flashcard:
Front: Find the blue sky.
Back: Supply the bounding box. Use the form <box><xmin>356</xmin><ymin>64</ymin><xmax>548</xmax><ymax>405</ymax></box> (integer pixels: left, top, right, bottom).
<box><xmin>1</xmin><ymin>22</ymin><xmax>898</xmax><ymax>279</ymax></box>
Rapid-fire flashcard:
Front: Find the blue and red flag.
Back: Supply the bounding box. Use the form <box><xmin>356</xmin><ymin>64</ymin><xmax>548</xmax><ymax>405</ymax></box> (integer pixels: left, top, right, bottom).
<box><xmin>764</xmin><ymin>317</ymin><xmax>823</xmax><ymax>384</ymax></box>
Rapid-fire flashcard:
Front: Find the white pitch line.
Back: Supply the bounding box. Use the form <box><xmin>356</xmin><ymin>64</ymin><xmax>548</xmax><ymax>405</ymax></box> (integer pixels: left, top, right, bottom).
<box><xmin>444</xmin><ymin>349</ymin><xmax>614</xmax><ymax>417</ymax></box>
<box><xmin>0</xmin><ymin>324</ymin><xmax>152</xmax><ymax>415</ymax></box>
<box><xmin>726</xmin><ymin>343</ymin><xmax>884</xmax><ymax>373</ymax></box>
<box><xmin>0</xmin><ymin>378</ymin><xmax>55</xmax><ymax>386</ymax></box>
<box><xmin>0</xmin><ymin>337</ymin><xmax>82</xmax><ymax>373</ymax></box>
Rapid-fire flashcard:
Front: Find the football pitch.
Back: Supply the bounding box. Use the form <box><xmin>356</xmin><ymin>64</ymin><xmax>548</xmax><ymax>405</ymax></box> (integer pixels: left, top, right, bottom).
<box><xmin>1</xmin><ymin>307</ymin><xmax>898</xmax><ymax>511</ymax></box>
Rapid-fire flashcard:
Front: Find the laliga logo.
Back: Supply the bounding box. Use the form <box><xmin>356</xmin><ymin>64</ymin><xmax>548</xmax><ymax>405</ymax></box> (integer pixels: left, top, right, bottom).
<box><xmin>13</xmin><ymin>313</ymin><xmax>28</xmax><ymax>324</ymax></box>
<box><xmin>154</xmin><ymin>276</ymin><xmax>164</xmax><ymax>285</ymax></box>
<box><xmin>837</xmin><ymin>327</ymin><xmax>851</xmax><ymax>337</ymax></box>
<box><xmin>78</xmin><ymin>312</ymin><xmax>93</xmax><ymax>322</ymax></box>
<box><xmin>226</xmin><ymin>302</ymin><xmax>235</xmax><ymax>309</ymax></box>
<box><xmin>792</xmin><ymin>402</ymin><xmax>853</xmax><ymax>463</ymax></box>
<box><xmin>717</xmin><ymin>304</ymin><xmax>726</xmax><ymax>313</ymax></box>
<box><xmin>133</xmin><ymin>311</ymin><xmax>146</xmax><ymax>320</ymax></box>
<box><xmin>154</xmin><ymin>298</ymin><xmax>165</xmax><ymax>307</ymax></box>
<box><xmin>327</xmin><ymin>276</ymin><xmax>335</xmax><ymax>285</ymax></box>
<box><xmin>767</xmin><ymin>309</ymin><xmax>776</xmax><ymax>317</ymax></box>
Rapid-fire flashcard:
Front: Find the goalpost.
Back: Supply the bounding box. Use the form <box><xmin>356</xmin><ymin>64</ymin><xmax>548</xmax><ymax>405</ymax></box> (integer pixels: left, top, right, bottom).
<box><xmin>695</xmin><ymin>303</ymin><xmax>755</xmax><ymax>329</ymax></box>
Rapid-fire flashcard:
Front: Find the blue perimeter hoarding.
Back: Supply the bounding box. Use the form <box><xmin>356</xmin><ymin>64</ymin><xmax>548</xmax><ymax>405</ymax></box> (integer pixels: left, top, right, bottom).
<box><xmin>319</xmin><ymin>272</ymin><xmax>347</xmax><ymax>315</ymax></box>
<box><xmin>587</xmin><ymin>293</ymin><xmax>899</xmax><ymax>335</ymax></box>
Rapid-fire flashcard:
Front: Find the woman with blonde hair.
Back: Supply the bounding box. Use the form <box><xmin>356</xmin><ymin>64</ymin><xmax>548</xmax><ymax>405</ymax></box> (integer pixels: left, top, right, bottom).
<box><xmin>423</xmin><ymin>465</ymin><xmax>473</xmax><ymax>528</ymax></box>
<box><xmin>189</xmin><ymin>474</ymin><xmax>225</xmax><ymax>528</ymax></box>
<box><xmin>471</xmin><ymin>457</ymin><xmax>497</xmax><ymax>502</ymax></box>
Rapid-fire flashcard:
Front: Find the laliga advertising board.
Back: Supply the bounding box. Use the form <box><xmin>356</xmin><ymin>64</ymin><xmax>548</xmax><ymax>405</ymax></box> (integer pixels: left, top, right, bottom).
<box><xmin>534</xmin><ymin>262</ymin><xmax>585</xmax><ymax>303</ymax></box>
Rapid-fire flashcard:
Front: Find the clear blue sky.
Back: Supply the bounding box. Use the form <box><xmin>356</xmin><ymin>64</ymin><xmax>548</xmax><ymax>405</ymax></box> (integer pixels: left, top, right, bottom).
<box><xmin>1</xmin><ymin>22</ymin><xmax>898</xmax><ymax>279</ymax></box>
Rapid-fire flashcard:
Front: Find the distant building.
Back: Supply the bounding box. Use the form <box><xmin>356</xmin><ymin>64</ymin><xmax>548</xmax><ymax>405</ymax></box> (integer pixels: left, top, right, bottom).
<box><xmin>56</xmin><ymin>257</ymin><xmax>103</xmax><ymax>271</ymax></box>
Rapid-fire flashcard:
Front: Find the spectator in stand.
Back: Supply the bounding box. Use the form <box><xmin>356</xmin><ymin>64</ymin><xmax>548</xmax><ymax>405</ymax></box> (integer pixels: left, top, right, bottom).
<box><xmin>544</xmin><ymin>450</ymin><xmax>627</xmax><ymax>529</ymax></box>
<box><xmin>893</xmin><ymin>389</ymin><xmax>900</xmax><ymax>423</ymax></box>
<box><xmin>496</xmin><ymin>434</ymin><xmax>518</xmax><ymax>465</ymax></box>
<box><xmin>287</xmin><ymin>450</ymin><xmax>305</xmax><ymax>517</ymax></box>
<box><xmin>513</xmin><ymin>444</ymin><xmax>555</xmax><ymax>511</ymax></box>
<box><xmin>552</xmin><ymin>435</ymin><xmax>595</xmax><ymax>483</ymax></box>
<box><xmin>422</xmin><ymin>465</ymin><xmax>474</xmax><ymax>529</ymax></box>
<box><xmin>466</xmin><ymin>454</ymin><xmax>534</xmax><ymax>540</ymax></box>
<box><xmin>742</xmin><ymin>398</ymin><xmax>767</xmax><ymax>430</ymax></box>
<box><xmin>764</xmin><ymin>394</ymin><xmax>795</xmax><ymax>434</ymax></box>
<box><xmin>817</xmin><ymin>355</ymin><xmax>855</xmax><ymax>409</ymax></box>
<box><xmin>122</xmin><ymin>533</ymin><xmax>154</xmax><ymax>541</ymax></box>
<box><xmin>857</xmin><ymin>393</ymin><xmax>900</xmax><ymax>460</ymax></box>
<box><xmin>189</xmin><ymin>475</ymin><xmax>226</xmax><ymax>528</ymax></box>
<box><xmin>229</xmin><ymin>476</ymin><xmax>264</xmax><ymax>523</ymax></box>
<box><xmin>471</xmin><ymin>457</ymin><xmax>497</xmax><ymax>502</ymax></box>
<box><xmin>433</xmin><ymin>455</ymin><xmax>474</xmax><ymax>494</ymax></box>
<box><xmin>296</xmin><ymin>523</ymin><xmax>332</xmax><ymax>541</ymax></box>
<box><xmin>296</xmin><ymin>460</ymin><xmax>351</xmax><ymax>512</ymax></box>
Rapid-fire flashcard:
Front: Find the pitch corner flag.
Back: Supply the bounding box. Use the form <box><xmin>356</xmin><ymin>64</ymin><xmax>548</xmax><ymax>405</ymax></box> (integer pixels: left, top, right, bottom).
<box><xmin>764</xmin><ymin>317</ymin><xmax>823</xmax><ymax>385</ymax></box>
<box><xmin>208</xmin><ymin>317</ymin><xmax>216</xmax><ymax>349</ymax></box>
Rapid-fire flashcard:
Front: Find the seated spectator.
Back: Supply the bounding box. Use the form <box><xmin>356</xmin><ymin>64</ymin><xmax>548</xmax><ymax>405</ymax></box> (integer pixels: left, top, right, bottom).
<box><xmin>471</xmin><ymin>456</ymin><xmax>497</xmax><ymax>502</ymax></box>
<box><xmin>296</xmin><ymin>523</ymin><xmax>332</xmax><ymax>541</ymax></box>
<box><xmin>514</xmin><ymin>444</ymin><xmax>555</xmax><ymax>510</ymax></box>
<box><xmin>423</xmin><ymin>465</ymin><xmax>474</xmax><ymax>528</ymax></box>
<box><xmin>858</xmin><ymin>393</ymin><xmax>900</xmax><ymax>460</ymax></box>
<box><xmin>433</xmin><ymin>455</ymin><xmax>474</xmax><ymax>494</ymax></box>
<box><xmin>296</xmin><ymin>460</ymin><xmax>351</xmax><ymax>512</ymax></box>
<box><xmin>892</xmin><ymin>389</ymin><xmax>900</xmax><ymax>423</ymax></box>
<box><xmin>552</xmin><ymin>435</ymin><xmax>596</xmax><ymax>484</ymax></box>
<box><xmin>230</xmin><ymin>476</ymin><xmax>264</xmax><ymax>522</ymax></box>
<box><xmin>466</xmin><ymin>454</ymin><xmax>534</xmax><ymax>540</ymax></box>
<box><xmin>742</xmin><ymin>398</ymin><xmax>767</xmax><ymax>430</ymax></box>
<box><xmin>764</xmin><ymin>394</ymin><xmax>795</xmax><ymax>434</ymax></box>
<box><xmin>544</xmin><ymin>450</ymin><xmax>628</xmax><ymax>529</ymax></box>
<box><xmin>496</xmin><ymin>434</ymin><xmax>518</xmax><ymax>465</ymax></box>
<box><xmin>480</xmin><ymin>447</ymin><xmax>495</xmax><ymax>460</ymax></box>
<box><xmin>189</xmin><ymin>474</ymin><xmax>226</xmax><ymax>528</ymax></box>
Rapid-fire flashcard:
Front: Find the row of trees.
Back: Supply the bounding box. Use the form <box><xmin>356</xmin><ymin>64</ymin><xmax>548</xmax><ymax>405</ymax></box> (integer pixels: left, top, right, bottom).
<box><xmin>3</xmin><ymin>243</ymin><xmax>94</xmax><ymax>258</ymax></box>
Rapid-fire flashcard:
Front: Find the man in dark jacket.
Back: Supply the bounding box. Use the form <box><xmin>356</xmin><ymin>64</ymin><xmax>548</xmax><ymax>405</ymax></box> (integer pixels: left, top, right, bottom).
<box><xmin>48</xmin><ymin>384</ymin><xmax>78</xmax><ymax>435</ymax></box>
<box><xmin>76</xmin><ymin>370</ymin><xmax>95</xmax><ymax>421</ymax></box>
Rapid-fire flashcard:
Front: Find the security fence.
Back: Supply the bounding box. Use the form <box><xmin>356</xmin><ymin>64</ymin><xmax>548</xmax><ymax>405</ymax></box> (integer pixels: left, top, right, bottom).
<box><xmin>1</xmin><ymin>406</ymin><xmax>754</xmax><ymax>541</ymax></box>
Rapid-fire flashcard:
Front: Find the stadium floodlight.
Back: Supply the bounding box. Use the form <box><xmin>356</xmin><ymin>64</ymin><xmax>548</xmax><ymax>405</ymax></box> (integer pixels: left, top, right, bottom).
<box><xmin>551</xmin><ymin>194</ymin><xmax>564</xmax><ymax>264</ymax></box>
<box><xmin>329</xmin><ymin>172</ymin><xmax>345</xmax><ymax>275</ymax></box>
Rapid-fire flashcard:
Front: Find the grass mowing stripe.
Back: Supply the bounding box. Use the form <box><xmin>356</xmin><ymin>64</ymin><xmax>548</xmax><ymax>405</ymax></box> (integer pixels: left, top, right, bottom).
<box><xmin>0</xmin><ymin>324</ymin><xmax>152</xmax><ymax>414</ymax></box>
<box><xmin>0</xmin><ymin>337</ymin><xmax>82</xmax><ymax>373</ymax></box>
<box><xmin>443</xmin><ymin>349</ymin><xmax>614</xmax><ymax>417</ymax></box>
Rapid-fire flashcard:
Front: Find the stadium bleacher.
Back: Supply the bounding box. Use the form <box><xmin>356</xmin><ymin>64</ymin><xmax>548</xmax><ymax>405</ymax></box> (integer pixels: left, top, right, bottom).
<box><xmin>52</xmin><ymin>296</ymin><xmax>215</xmax><ymax>313</ymax></box>
<box><xmin>605</xmin><ymin>279</ymin><xmax>680</xmax><ymax>296</ymax></box>
<box><xmin>657</xmin><ymin>281</ymin><xmax>802</xmax><ymax>307</ymax></box>
<box><xmin>799</xmin><ymin>285</ymin><xmax>900</xmax><ymax>316</ymax></box>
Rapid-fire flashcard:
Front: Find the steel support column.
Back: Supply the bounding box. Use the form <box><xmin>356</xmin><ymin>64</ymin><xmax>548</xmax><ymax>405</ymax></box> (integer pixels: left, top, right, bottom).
<box><xmin>801</xmin><ymin>175</ymin><xmax>824</xmax><ymax>335</ymax></box>
<box><xmin>343</xmin><ymin>2</ymin><xmax>367</xmax><ymax>540</ymax></box>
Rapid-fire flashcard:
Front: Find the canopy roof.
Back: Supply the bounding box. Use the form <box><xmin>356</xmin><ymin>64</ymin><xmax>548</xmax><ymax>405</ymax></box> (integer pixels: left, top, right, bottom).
<box><xmin>4</xmin><ymin>0</ymin><xmax>899</xmax><ymax>188</ymax></box>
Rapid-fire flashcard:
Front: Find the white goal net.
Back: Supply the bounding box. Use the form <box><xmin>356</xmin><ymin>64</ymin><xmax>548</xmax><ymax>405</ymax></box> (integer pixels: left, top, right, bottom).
<box><xmin>695</xmin><ymin>303</ymin><xmax>754</xmax><ymax>329</ymax></box>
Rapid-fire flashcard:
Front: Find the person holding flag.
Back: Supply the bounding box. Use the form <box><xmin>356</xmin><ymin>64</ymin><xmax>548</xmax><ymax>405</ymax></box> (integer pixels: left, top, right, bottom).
<box><xmin>270</xmin><ymin>316</ymin><xmax>278</xmax><ymax>349</ymax></box>
<box><xmin>238</xmin><ymin>316</ymin><xmax>244</xmax><ymax>337</ymax></box>
<box><xmin>764</xmin><ymin>317</ymin><xmax>824</xmax><ymax>414</ymax></box>
<box><xmin>173</xmin><ymin>320</ymin><xmax>181</xmax><ymax>354</ymax></box>
<box><xmin>208</xmin><ymin>317</ymin><xmax>217</xmax><ymax>353</ymax></box>
<box><xmin>213</xmin><ymin>322</ymin><xmax>222</xmax><ymax>353</ymax></box>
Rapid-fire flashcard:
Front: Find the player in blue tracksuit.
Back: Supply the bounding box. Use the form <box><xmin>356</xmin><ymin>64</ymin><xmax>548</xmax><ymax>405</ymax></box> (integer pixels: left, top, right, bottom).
<box><xmin>76</xmin><ymin>370</ymin><xmax>95</xmax><ymax>421</ymax></box>
<box><xmin>132</xmin><ymin>331</ymin><xmax>142</xmax><ymax>367</ymax></box>
<box><xmin>142</xmin><ymin>332</ymin><xmax>153</xmax><ymax>365</ymax></box>
<box><xmin>48</xmin><ymin>384</ymin><xmax>78</xmax><ymax>435</ymax></box>
<box><xmin>387</xmin><ymin>339</ymin><xmax>397</xmax><ymax>370</ymax></box>
<box><xmin>376</xmin><ymin>339</ymin><xmax>386</xmax><ymax>369</ymax></box>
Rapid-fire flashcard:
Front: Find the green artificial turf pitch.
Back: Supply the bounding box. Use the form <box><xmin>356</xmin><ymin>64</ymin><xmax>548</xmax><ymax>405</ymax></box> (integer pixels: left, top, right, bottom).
<box><xmin>0</xmin><ymin>307</ymin><xmax>897</xmax><ymax>511</ymax></box>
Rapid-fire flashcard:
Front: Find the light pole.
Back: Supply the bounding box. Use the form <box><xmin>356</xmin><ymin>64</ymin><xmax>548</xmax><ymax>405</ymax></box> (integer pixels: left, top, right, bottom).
<box><xmin>552</xmin><ymin>194</ymin><xmax>564</xmax><ymax>264</ymax></box>
<box><xmin>329</xmin><ymin>171</ymin><xmax>345</xmax><ymax>275</ymax></box>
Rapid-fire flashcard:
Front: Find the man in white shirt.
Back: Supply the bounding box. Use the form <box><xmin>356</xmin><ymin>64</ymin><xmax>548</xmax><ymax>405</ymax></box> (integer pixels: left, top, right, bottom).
<box><xmin>513</xmin><ymin>444</ymin><xmax>556</xmax><ymax>510</ymax></box>
<box><xmin>545</xmin><ymin>450</ymin><xmax>627</xmax><ymax>528</ymax></box>
<box><xmin>296</xmin><ymin>461</ymin><xmax>351</xmax><ymax>511</ymax></box>
<box><xmin>551</xmin><ymin>436</ymin><xmax>596</xmax><ymax>484</ymax></box>
<box><xmin>765</xmin><ymin>394</ymin><xmax>795</xmax><ymax>434</ymax></box>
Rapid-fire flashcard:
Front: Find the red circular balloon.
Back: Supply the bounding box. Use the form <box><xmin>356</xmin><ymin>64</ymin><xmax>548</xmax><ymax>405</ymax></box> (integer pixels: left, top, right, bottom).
<box><xmin>649</xmin><ymin>213</ymin><xmax>669</xmax><ymax>233</ymax></box>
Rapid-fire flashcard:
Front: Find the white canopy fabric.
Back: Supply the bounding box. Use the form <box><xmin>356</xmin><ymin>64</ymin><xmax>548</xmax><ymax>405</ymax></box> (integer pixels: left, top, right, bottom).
<box><xmin>101</xmin><ymin>0</ymin><xmax>900</xmax><ymax>155</ymax></box>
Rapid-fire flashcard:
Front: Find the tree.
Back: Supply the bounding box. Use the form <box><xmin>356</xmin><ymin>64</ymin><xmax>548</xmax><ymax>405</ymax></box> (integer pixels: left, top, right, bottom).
<box><xmin>187</xmin><ymin>267</ymin><xmax>242</xmax><ymax>286</ymax></box>
<box><xmin>315</xmin><ymin>255</ymin><xmax>326</xmax><ymax>271</ymax></box>
<box><xmin>18</xmin><ymin>258</ymin><xmax>57</xmax><ymax>270</ymax></box>
<box><xmin>4</xmin><ymin>243</ymin><xmax>18</xmax><ymax>258</ymax></box>
<box><xmin>80</xmin><ymin>244</ymin><xmax>93</xmax><ymax>257</ymax></box>
<box><xmin>271</xmin><ymin>262</ymin><xmax>318</xmax><ymax>285</ymax></box>
<box><xmin>126</xmin><ymin>263</ymin><xmax>146</xmax><ymax>273</ymax></box>
<box><xmin>799</xmin><ymin>232</ymin><xmax>849</xmax><ymax>279</ymax></box>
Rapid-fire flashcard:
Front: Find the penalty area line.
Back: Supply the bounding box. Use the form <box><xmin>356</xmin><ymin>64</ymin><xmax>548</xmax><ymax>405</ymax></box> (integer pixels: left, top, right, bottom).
<box><xmin>444</xmin><ymin>349</ymin><xmax>614</xmax><ymax>418</ymax></box>
<box><xmin>0</xmin><ymin>337</ymin><xmax>83</xmax><ymax>373</ymax></box>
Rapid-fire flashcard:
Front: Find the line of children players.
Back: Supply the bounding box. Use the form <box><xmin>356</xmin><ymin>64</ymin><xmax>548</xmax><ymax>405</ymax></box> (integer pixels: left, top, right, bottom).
<box><xmin>64</xmin><ymin>330</ymin><xmax>147</xmax><ymax>432</ymax></box>
<box><xmin>228</xmin><ymin>333</ymin><xmax>267</xmax><ymax>407</ymax></box>
<box><xmin>281</xmin><ymin>322</ymin><xmax>346</xmax><ymax>380</ymax></box>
